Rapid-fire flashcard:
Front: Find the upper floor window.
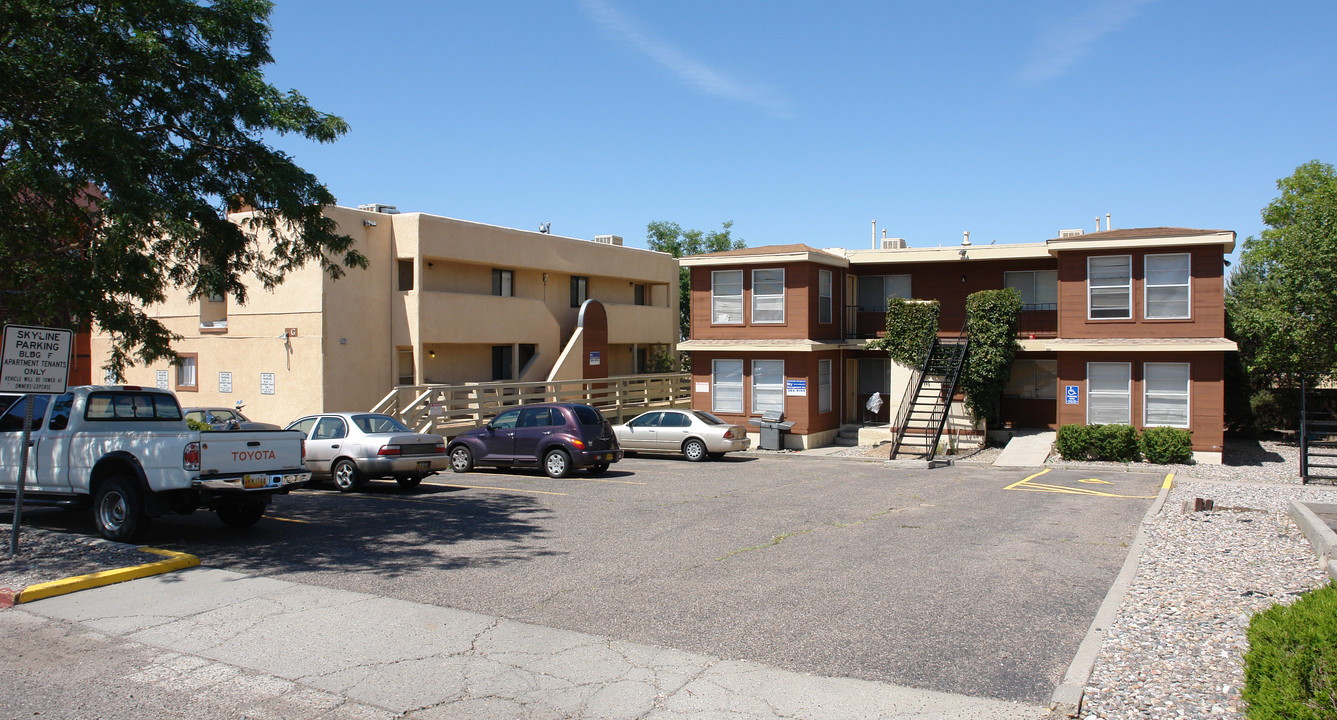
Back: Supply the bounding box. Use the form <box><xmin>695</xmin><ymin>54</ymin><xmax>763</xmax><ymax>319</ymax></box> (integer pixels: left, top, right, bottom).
<box><xmin>711</xmin><ymin>270</ymin><xmax>743</xmax><ymax>324</ymax></box>
<box><xmin>818</xmin><ymin>269</ymin><xmax>833</xmax><ymax>324</ymax></box>
<box><xmin>492</xmin><ymin>269</ymin><xmax>513</xmax><ymax>297</ymax></box>
<box><xmin>752</xmin><ymin>269</ymin><xmax>785</xmax><ymax>323</ymax></box>
<box><xmin>1145</xmin><ymin>253</ymin><xmax>1190</xmax><ymax>319</ymax></box>
<box><xmin>633</xmin><ymin>283</ymin><xmax>647</xmax><ymax>306</ymax></box>
<box><xmin>1088</xmin><ymin>255</ymin><xmax>1131</xmax><ymax>319</ymax></box>
<box><xmin>570</xmin><ymin>276</ymin><xmax>588</xmax><ymax>307</ymax></box>
<box><xmin>857</xmin><ymin>275</ymin><xmax>911</xmax><ymax>312</ymax></box>
<box><xmin>397</xmin><ymin>259</ymin><xmax>414</xmax><ymax>291</ymax></box>
<box><xmin>1004</xmin><ymin>270</ymin><xmax>1057</xmax><ymax>308</ymax></box>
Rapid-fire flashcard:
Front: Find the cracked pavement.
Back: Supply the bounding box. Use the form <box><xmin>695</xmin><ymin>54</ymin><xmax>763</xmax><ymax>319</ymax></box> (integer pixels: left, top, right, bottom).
<box><xmin>3</xmin><ymin>567</ymin><xmax>1047</xmax><ymax>719</ymax></box>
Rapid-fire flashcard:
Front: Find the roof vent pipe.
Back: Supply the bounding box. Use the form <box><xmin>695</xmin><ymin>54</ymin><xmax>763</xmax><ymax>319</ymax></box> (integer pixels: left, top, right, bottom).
<box><xmin>962</xmin><ymin>231</ymin><xmax>971</xmax><ymax>246</ymax></box>
<box><xmin>1095</xmin><ymin>216</ymin><xmax>1102</xmax><ymax>232</ymax></box>
<box><xmin>871</xmin><ymin>220</ymin><xmax>877</xmax><ymax>249</ymax></box>
<box><xmin>1106</xmin><ymin>213</ymin><xmax>1112</xmax><ymax>231</ymax></box>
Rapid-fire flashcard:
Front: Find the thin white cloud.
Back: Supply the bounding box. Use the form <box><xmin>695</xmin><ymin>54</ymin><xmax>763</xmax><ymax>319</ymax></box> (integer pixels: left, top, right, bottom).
<box><xmin>1016</xmin><ymin>0</ymin><xmax>1158</xmax><ymax>85</ymax></box>
<box><xmin>578</xmin><ymin>0</ymin><xmax>793</xmax><ymax>117</ymax></box>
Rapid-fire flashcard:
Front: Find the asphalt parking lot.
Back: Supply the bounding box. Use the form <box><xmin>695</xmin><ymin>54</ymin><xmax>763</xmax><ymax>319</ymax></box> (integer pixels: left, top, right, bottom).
<box><xmin>14</xmin><ymin>455</ymin><xmax>1165</xmax><ymax>705</ymax></box>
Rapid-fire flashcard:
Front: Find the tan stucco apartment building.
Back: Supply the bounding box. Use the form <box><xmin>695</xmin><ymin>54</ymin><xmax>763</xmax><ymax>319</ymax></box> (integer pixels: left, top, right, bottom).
<box><xmin>93</xmin><ymin>204</ymin><xmax>679</xmax><ymax>426</ymax></box>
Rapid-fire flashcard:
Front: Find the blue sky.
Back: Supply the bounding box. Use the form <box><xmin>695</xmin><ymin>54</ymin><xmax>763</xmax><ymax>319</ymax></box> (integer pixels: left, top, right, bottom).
<box><xmin>262</xmin><ymin>1</ymin><xmax>1337</xmax><ymax>261</ymax></box>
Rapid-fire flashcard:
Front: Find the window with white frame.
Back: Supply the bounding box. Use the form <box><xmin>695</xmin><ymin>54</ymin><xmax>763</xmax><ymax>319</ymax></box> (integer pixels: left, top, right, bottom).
<box><xmin>1004</xmin><ymin>270</ymin><xmax>1057</xmax><ymax>307</ymax></box>
<box><xmin>712</xmin><ymin>359</ymin><xmax>743</xmax><ymax>413</ymax></box>
<box><xmin>751</xmin><ymin>359</ymin><xmax>784</xmax><ymax>414</ymax></box>
<box><xmin>856</xmin><ymin>275</ymin><xmax>912</xmax><ymax>312</ymax></box>
<box><xmin>1087</xmin><ymin>362</ymin><xmax>1131</xmax><ymax>425</ymax></box>
<box><xmin>1144</xmin><ymin>362</ymin><xmax>1190</xmax><ymax>427</ymax></box>
<box><xmin>711</xmin><ymin>270</ymin><xmax>743</xmax><ymax>324</ymax></box>
<box><xmin>1088</xmin><ymin>255</ymin><xmax>1131</xmax><ymax>319</ymax></box>
<box><xmin>752</xmin><ymin>269</ymin><xmax>785</xmax><ymax>323</ymax></box>
<box><xmin>818</xmin><ymin>269</ymin><xmax>832</xmax><ymax>324</ymax></box>
<box><xmin>1145</xmin><ymin>253</ymin><xmax>1190</xmax><ymax>319</ymax></box>
<box><xmin>818</xmin><ymin>359</ymin><xmax>832</xmax><ymax>413</ymax></box>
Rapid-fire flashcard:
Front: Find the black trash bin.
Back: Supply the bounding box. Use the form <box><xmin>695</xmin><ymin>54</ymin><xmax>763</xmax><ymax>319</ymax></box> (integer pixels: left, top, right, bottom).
<box><xmin>748</xmin><ymin>410</ymin><xmax>795</xmax><ymax>450</ymax></box>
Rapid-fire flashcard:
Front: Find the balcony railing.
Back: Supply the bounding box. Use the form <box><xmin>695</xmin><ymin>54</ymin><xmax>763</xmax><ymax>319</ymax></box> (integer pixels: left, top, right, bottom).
<box><xmin>844</xmin><ymin>303</ymin><xmax>1058</xmax><ymax>341</ymax></box>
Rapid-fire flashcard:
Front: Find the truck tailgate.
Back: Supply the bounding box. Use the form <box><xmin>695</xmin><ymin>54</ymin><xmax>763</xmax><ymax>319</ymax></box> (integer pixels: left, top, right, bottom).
<box><xmin>199</xmin><ymin>430</ymin><xmax>307</xmax><ymax>476</ymax></box>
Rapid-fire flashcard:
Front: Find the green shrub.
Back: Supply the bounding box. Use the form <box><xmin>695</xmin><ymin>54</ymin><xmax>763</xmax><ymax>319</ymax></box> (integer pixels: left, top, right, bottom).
<box><xmin>1054</xmin><ymin>424</ymin><xmax>1140</xmax><ymax>462</ymax></box>
<box><xmin>1251</xmin><ymin>388</ymin><xmax>1301</xmax><ymax>433</ymax></box>
<box><xmin>186</xmin><ymin>417</ymin><xmax>211</xmax><ymax>431</ymax></box>
<box><xmin>870</xmin><ymin>298</ymin><xmax>940</xmax><ymax>369</ymax></box>
<box><xmin>961</xmin><ymin>289</ymin><xmax>1023</xmax><ymax>426</ymax></box>
<box><xmin>1243</xmin><ymin>582</ymin><xmax>1337</xmax><ymax>719</ymax></box>
<box><xmin>1139</xmin><ymin>427</ymin><xmax>1193</xmax><ymax>464</ymax></box>
<box><xmin>1055</xmin><ymin>424</ymin><xmax>1092</xmax><ymax>460</ymax></box>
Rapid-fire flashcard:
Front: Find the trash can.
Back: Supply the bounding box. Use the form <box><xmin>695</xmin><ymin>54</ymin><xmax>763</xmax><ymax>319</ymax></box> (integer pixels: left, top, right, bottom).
<box><xmin>748</xmin><ymin>410</ymin><xmax>796</xmax><ymax>450</ymax></box>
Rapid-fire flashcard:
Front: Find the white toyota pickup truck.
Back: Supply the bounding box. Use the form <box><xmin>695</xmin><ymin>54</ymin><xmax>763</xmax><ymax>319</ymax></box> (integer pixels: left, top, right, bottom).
<box><xmin>0</xmin><ymin>385</ymin><xmax>310</xmax><ymax>541</ymax></box>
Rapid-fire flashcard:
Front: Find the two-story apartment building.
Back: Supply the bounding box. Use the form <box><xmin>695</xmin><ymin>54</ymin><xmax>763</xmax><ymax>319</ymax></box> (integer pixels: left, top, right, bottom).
<box><xmin>92</xmin><ymin>204</ymin><xmax>679</xmax><ymax>424</ymax></box>
<box><xmin>678</xmin><ymin>227</ymin><xmax>1236</xmax><ymax>464</ymax></box>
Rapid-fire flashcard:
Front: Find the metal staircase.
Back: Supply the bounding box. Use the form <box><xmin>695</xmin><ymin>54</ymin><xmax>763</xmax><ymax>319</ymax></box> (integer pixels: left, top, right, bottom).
<box><xmin>1301</xmin><ymin>375</ymin><xmax>1337</xmax><ymax>483</ymax></box>
<box><xmin>889</xmin><ymin>331</ymin><xmax>969</xmax><ymax>460</ymax></box>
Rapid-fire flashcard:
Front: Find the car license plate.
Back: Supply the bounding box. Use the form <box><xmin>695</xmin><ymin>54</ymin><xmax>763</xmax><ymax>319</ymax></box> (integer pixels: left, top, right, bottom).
<box><xmin>416</xmin><ymin>461</ymin><xmax>430</xmax><ymax>471</ymax></box>
<box><xmin>604</xmin><ymin>453</ymin><xmax>614</xmax><ymax>461</ymax></box>
<box><xmin>242</xmin><ymin>474</ymin><xmax>268</xmax><ymax>489</ymax></box>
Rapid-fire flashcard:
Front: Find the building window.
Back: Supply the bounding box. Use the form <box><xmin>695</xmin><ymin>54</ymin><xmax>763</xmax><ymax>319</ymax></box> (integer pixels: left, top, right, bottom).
<box><xmin>492</xmin><ymin>345</ymin><xmax>513</xmax><ymax>380</ymax></box>
<box><xmin>206</xmin><ymin>291</ymin><xmax>225</xmax><ymax>303</ymax></box>
<box><xmin>633</xmin><ymin>283</ymin><xmax>647</xmax><ymax>306</ymax></box>
<box><xmin>1003</xmin><ymin>270</ymin><xmax>1057</xmax><ymax>307</ymax></box>
<box><xmin>175</xmin><ymin>354</ymin><xmax>198</xmax><ymax>392</ymax></box>
<box><xmin>818</xmin><ymin>359</ymin><xmax>832</xmax><ymax>413</ymax></box>
<box><xmin>1144</xmin><ymin>362</ymin><xmax>1190</xmax><ymax>427</ymax></box>
<box><xmin>752</xmin><ymin>359</ymin><xmax>784</xmax><ymax>414</ymax></box>
<box><xmin>570</xmin><ymin>276</ymin><xmax>587</xmax><ymax>307</ymax></box>
<box><xmin>1087</xmin><ymin>362</ymin><xmax>1130</xmax><ymax>425</ymax></box>
<box><xmin>1088</xmin><ymin>255</ymin><xmax>1131</xmax><ymax>319</ymax></box>
<box><xmin>492</xmin><ymin>269</ymin><xmax>513</xmax><ymax>297</ymax></box>
<box><xmin>1145</xmin><ymin>253</ymin><xmax>1190</xmax><ymax>319</ymax></box>
<box><xmin>818</xmin><ymin>269</ymin><xmax>832</xmax><ymax>324</ymax></box>
<box><xmin>397</xmin><ymin>259</ymin><xmax>414</xmax><ymax>292</ymax></box>
<box><xmin>1004</xmin><ymin>359</ymin><xmax>1058</xmax><ymax>399</ymax></box>
<box><xmin>856</xmin><ymin>275</ymin><xmax>912</xmax><ymax>312</ymax></box>
<box><xmin>712</xmin><ymin>359</ymin><xmax>743</xmax><ymax>413</ymax></box>
<box><xmin>397</xmin><ymin>349</ymin><xmax>414</xmax><ymax>385</ymax></box>
<box><xmin>711</xmin><ymin>270</ymin><xmax>743</xmax><ymax>324</ymax></box>
<box><xmin>751</xmin><ymin>269</ymin><xmax>785</xmax><ymax>324</ymax></box>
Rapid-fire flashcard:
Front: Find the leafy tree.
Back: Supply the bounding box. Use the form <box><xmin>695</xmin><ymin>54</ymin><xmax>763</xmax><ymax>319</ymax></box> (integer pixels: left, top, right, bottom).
<box><xmin>960</xmin><ymin>288</ymin><xmax>1023</xmax><ymax>426</ymax></box>
<box><xmin>645</xmin><ymin>220</ymin><xmax>745</xmax><ymax>340</ymax></box>
<box><xmin>1228</xmin><ymin>160</ymin><xmax>1337</xmax><ymax>386</ymax></box>
<box><xmin>0</xmin><ymin>0</ymin><xmax>367</xmax><ymax>377</ymax></box>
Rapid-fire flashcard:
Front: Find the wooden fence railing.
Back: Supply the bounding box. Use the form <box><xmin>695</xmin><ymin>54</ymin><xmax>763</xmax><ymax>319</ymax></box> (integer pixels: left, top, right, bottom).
<box><xmin>370</xmin><ymin>373</ymin><xmax>693</xmax><ymax>436</ymax></box>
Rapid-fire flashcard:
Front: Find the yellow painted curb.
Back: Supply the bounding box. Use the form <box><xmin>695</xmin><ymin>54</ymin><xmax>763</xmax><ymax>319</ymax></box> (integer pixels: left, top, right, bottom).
<box><xmin>15</xmin><ymin>547</ymin><xmax>200</xmax><ymax>604</ymax></box>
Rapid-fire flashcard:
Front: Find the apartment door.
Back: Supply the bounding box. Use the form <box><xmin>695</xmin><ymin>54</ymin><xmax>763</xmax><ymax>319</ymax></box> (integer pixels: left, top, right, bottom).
<box><xmin>856</xmin><ymin>358</ymin><xmax>891</xmax><ymax>423</ymax></box>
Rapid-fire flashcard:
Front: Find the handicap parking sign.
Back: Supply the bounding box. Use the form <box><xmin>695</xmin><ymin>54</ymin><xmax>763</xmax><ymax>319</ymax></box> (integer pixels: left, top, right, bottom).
<box><xmin>1065</xmin><ymin>385</ymin><xmax>1080</xmax><ymax>405</ymax></box>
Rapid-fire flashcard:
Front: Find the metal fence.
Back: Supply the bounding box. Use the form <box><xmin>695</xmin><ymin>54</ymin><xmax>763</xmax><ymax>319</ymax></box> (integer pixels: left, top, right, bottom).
<box><xmin>371</xmin><ymin>373</ymin><xmax>692</xmax><ymax>436</ymax></box>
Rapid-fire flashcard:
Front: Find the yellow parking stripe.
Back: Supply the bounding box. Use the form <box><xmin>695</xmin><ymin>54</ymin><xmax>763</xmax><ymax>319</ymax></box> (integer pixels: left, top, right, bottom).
<box><xmin>266</xmin><ymin>515</ymin><xmax>312</xmax><ymax>524</ymax></box>
<box><xmin>566</xmin><ymin>476</ymin><xmax>646</xmax><ymax>485</ymax></box>
<box><xmin>1005</xmin><ymin>467</ymin><xmax>1156</xmax><ymax>499</ymax></box>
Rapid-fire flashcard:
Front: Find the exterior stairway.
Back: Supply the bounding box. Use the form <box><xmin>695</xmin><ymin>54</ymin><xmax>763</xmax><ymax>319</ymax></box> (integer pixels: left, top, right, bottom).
<box><xmin>889</xmin><ymin>334</ymin><xmax>969</xmax><ymax>460</ymax></box>
<box><xmin>832</xmin><ymin>424</ymin><xmax>863</xmax><ymax>446</ymax></box>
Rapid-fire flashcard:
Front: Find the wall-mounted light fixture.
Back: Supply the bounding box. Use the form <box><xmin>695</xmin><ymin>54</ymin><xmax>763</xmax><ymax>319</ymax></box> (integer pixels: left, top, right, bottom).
<box><xmin>958</xmin><ymin>248</ymin><xmax>967</xmax><ymax>259</ymax></box>
<box><xmin>363</xmin><ymin>219</ymin><xmax>376</xmax><ymax>227</ymax></box>
<box><xmin>428</xmin><ymin>350</ymin><xmax>436</xmax><ymax>358</ymax></box>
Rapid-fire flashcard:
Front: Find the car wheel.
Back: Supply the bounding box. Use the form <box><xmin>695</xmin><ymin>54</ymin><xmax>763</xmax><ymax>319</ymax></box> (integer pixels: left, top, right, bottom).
<box><xmin>332</xmin><ymin>459</ymin><xmax>363</xmax><ymax>492</ymax></box>
<box><xmin>587</xmin><ymin>462</ymin><xmax>609</xmax><ymax>476</ymax></box>
<box><xmin>683</xmin><ymin>438</ymin><xmax>707</xmax><ymax>462</ymax></box>
<box><xmin>93</xmin><ymin>476</ymin><xmax>149</xmax><ymax>542</ymax></box>
<box><xmin>216</xmin><ymin>502</ymin><xmax>265</xmax><ymax>528</ymax></box>
<box><xmin>396</xmin><ymin>474</ymin><xmax>423</xmax><ymax>489</ymax></box>
<box><xmin>450</xmin><ymin>446</ymin><xmax>474</xmax><ymax>473</ymax></box>
<box><xmin>543</xmin><ymin>449</ymin><xmax>571</xmax><ymax>478</ymax></box>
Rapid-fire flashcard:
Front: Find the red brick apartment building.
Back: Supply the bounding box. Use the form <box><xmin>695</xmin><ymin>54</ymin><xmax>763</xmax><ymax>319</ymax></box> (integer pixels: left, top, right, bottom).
<box><xmin>678</xmin><ymin>227</ymin><xmax>1236</xmax><ymax>464</ymax></box>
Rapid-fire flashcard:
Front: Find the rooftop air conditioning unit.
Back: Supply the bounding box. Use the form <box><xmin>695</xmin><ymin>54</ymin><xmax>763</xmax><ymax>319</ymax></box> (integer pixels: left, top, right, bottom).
<box><xmin>594</xmin><ymin>234</ymin><xmax>623</xmax><ymax>246</ymax></box>
<box><xmin>1058</xmin><ymin>229</ymin><xmax>1084</xmax><ymax>238</ymax></box>
<box><xmin>880</xmin><ymin>237</ymin><xmax>906</xmax><ymax>249</ymax></box>
<box><xmin>357</xmin><ymin>203</ymin><xmax>400</xmax><ymax>214</ymax></box>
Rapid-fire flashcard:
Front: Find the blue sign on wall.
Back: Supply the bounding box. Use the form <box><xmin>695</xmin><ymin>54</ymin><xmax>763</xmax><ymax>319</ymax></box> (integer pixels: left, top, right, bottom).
<box><xmin>1065</xmin><ymin>385</ymin><xmax>1080</xmax><ymax>405</ymax></box>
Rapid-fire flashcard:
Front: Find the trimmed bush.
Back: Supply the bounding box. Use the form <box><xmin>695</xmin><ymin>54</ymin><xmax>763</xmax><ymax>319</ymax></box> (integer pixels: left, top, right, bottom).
<box><xmin>185</xmin><ymin>417</ymin><xmax>211</xmax><ymax>431</ymax></box>
<box><xmin>1243</xmin><ymin>582</ymin><xmax>1337</xmax><ymax>719</ymax></box>
<box><xmin>1139</xmin><ymin>426</ymin><xmax>1193</xmax><ymax>464</ymax></box>
<box><xmin>1055</xmin><ymin>424</ymin><xmax>1093</xmax><ymax>460</ymax></box>
<box><xmin>1054</xmin><ymin>424</ymin><xmax>1140</xmax><ymax>462</ymax></box>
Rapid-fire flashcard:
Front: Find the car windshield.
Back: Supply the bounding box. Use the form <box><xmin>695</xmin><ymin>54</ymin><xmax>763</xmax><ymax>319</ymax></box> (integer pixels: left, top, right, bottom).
<box><xmin>692</xmin><ymin>411</ymin><xmax>727</xmax><ymax>425</ymax></box>
<box><xmin>572</xmin><ymin>404</ymin><xmax>605</xmax><ymax>426</ymax></box>
<box><xmin>352</xmin><ymin>414</ymin><xmax>411</xmax><ymax>434</ymax></box>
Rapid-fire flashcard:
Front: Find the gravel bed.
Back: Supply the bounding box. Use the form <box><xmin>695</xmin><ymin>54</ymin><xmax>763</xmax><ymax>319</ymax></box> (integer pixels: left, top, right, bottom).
<box><xmin>1</xmin><ymin>523</ymin><xmax>146</xmax><ymax>593</ymax></box>
<box><xmin>1079</xmin><ymin>477</ymin><xmax>1337</xmax><ymax>719</ymax></box>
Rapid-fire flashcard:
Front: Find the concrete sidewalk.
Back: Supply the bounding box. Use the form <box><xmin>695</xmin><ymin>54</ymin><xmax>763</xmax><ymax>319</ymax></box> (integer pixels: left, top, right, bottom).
<box><xmin>12</xmin><ymin>567</ymin><xmax>1049</xmax><ymax>719</ymax></box>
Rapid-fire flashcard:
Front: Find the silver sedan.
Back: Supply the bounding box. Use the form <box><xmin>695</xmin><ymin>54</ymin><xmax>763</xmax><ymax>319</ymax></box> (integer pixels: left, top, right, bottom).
<box><xmin>613</xmin><ymin>409</ymin><xmax>750</xmax><ymax>461</ymax></box>
<box><xmin>286</xmin><ymin>412</ymin><xmax>448</xmax><ymax>492</ymax></box>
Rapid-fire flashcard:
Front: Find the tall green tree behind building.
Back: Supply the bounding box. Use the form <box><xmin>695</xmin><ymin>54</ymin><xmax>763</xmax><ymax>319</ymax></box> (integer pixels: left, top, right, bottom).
<box><xmin>645</xmin><ymin>220</ymin><xmax>745</xmax><ymax>341</ymax></box>
<box><xmin>0</xmin><ymin>0</ymin><xmax>366</xmax><ymax>376</ymax></box>
<box><xmin>1227</xmin><ymin>160</ymin><xmax>1337</xmax><ymax>386</ymax></box>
